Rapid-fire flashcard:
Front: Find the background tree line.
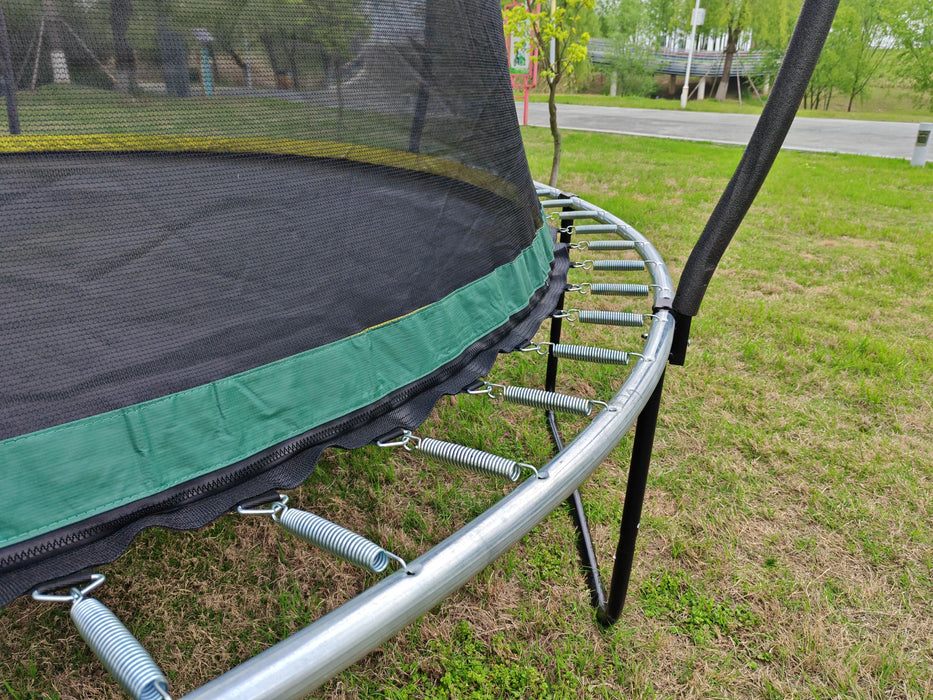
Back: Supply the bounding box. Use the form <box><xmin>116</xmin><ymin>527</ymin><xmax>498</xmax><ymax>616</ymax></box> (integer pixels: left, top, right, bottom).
<box><xmin>1</xmin><ymin>0</ymin><xmax>367</xmax><ymax>95</ymax></box>
<box><xmin>590</xmin><ymin>0</ymin><xmax>933</xmax><ymax>110</ymax></box>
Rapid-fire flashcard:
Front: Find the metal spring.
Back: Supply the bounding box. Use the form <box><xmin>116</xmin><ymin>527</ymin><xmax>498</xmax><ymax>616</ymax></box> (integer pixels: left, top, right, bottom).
<box><xmin>71</xmin><ymin>597</ymin><xmax>171</xmax><ymax>700</ymax></box>
<box><xmin>570</xmin><ymin>224</ymin><xmax>619</xmax><ymax>234</ymax></box>
<box><xmin>583</xmin><ymin>283</ymin><xmax>651</xmax><ymax>297</ymax></box>
<box><xmin>539</xmin><ymin>198</ymin><xmax>574</xmax><ymax>208</ymax></box>
<box><xmin>571</xmin><ymin>259</ymin><xmax>645</xmax><ymax>271</ymax></box>
<box><xmin>277</xmin><ymin>507</ymin><xmax>392</xmax><ymax>573</ymax></box>
<box><xmin>572</xmin><ymin>240</ymin><xmax>636</xmax><ymax>251</ymax></box>
<box><xmin>551</xmin><ymin>343</ymin><xmax>634</xmax><ymax>366</ymax></box>
<box><xmin>417</xmin><ymin>437</ymin><xmax>522</xmax><ymax>481</ymax></box>
<box><xmin>502</xmin><ymin>385</ymin><xmax>601</xmax><ymax>416</ymax></box>
<box><xmin>578</xmin><ymin>310</ymin><xmax>645</xmax><ymax>327</ymax></box>
<box><xmin>592</xmin><ymin>259</ymin><xmax>645</xmax><ymax>271</ymax></box>
<box><xmin>551</xmin><ymin>210</ymin><xmax>595</xmax><ymax>220</ymax></box>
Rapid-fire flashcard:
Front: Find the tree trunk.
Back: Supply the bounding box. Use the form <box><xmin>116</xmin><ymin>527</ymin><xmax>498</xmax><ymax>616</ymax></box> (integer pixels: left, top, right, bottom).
<box><xmin>336</xmin><ymin>60</ymin><xmax>344</xmax><ymax>134</ymax></box>
<box><xmin>218</xmin><ymin>39</ymin><xmax>247</xmax><ymax>73</ymax></box>
<box><xmin>715</xmin><ymin>28</ymin><xmax>739</xmax><ymax>102</ymax></box>
<box><xmin>259</xmin><ymin>33</ymin><xmax>283</xmax><ymax>76</ymax></box>
<box><xmin>547</xmin><ymin>77</ymin><xmax>561</xmax><ymax>187</ymax></box>
<box><xmin>110</xmin><ymin>0</ymin><xmax>136</xmax><ymax>94</ymax></box>
<box><xmin>284</xmin><ymin>33</ymin><xmax>300</xmax><ymax>90</ymax></box>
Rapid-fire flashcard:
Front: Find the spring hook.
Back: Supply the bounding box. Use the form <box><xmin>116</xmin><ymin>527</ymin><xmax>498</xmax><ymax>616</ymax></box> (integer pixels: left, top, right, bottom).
<box><xmin>32</xmin><ymin>575</ymin><xmax>171</xmax><ymax>700</ymax></box>
<box><xmin>375</xmin><ymin>430</ymin><xmax>419</xmax><ymax>450</ymax></box>
<box><xmin>520</xmin><ymin>342</ymin><xmax>550</xmax><ymax>356</ymax></box>
<box><xmin>552</xmin><ymin>309</ymin><xmax>579</xmax><ymax>324</ymax></box>
<box><xmin>236</xmin><ymin>493</ymin><xmax>289</xmax><ymax>515</ymax></box>
<box><xmin>32</xmin><ymin>572</ymin><xmax>107</xmax><ymax>603</ymax></box>
<box><xmin>465</xmin><ymin>381</ymin><xmax>505</xmax><ymax>400</ymax></box>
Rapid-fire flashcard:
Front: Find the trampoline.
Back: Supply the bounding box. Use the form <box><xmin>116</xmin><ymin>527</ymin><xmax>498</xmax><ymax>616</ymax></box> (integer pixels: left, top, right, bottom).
<box><xmin>0</xmin><ymin>0</ymin><xmax>838</xmax><ymax>697</ymax></box>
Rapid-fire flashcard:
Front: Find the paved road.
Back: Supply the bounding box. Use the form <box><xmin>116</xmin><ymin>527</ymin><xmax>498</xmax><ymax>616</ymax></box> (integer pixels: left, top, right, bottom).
<box><xmin>518</xmin><ymin>102</ymin><xmax>924</xmax><ymax>159</ymax></box>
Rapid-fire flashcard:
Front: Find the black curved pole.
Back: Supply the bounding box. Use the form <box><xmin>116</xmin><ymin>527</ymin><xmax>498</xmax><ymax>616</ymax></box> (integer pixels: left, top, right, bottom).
<box><xmin>669</xmin><ymin>0</ymin><xmax>839</xmax><ymax>365</ymax></box>
<box><xmin>0</xmin><ymin>1</ymin><xmax>21</xmax><ymax>135</ymax></box>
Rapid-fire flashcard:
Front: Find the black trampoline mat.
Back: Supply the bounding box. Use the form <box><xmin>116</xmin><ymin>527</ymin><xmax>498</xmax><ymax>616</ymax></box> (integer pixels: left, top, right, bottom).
<box><xmin>0</xmin><ymin>151</ymin><xmax>539</xmax><ymax>440</ymax></box>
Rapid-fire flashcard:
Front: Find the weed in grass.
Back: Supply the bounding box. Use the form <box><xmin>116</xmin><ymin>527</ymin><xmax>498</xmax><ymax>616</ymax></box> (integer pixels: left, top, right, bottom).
<box><xmin>638</xmin><ymin>569</ymin><xmax>758</xmax><ymax>645</ymax></box>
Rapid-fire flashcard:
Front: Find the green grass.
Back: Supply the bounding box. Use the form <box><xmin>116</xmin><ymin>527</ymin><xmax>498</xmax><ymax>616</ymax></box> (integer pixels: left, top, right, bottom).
<box><xmin>515</xmin><ymin>88</ymin><xmax>933</xmax><ymax>122</ymax></box>
<box><xmin>1</xmin><ymin>114</ymin><xmax>931</xmax><ymax>698</ymax></box>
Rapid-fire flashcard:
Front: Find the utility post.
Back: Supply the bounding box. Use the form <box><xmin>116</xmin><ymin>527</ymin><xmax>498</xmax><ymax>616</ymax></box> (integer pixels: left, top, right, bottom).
<box><xmin>193</xmin><ymin>29</ymin><xmax>214</xmax><ymax>97</ymax></box>
<box><xmin>680</xmin><ymin>0</ymin><xmax>704</xmax><ymax>109</ymax></box>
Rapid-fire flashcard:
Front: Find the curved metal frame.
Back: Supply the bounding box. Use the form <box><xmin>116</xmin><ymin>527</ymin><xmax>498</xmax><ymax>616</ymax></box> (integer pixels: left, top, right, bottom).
<box><xmin>182</xmin><ymin>185</ymin><xmax>673</xmax><ymax>699</ymax></box>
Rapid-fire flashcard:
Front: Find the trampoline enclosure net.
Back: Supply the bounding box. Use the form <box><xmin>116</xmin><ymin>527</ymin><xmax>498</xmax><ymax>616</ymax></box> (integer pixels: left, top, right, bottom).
<box><xmin>0</xmin><ymin>0</ymin><xmax>562</xmax><ymax>605</ymax></box>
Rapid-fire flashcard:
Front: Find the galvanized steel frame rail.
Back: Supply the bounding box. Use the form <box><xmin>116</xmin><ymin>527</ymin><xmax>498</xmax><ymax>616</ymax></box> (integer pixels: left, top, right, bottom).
<box><xmin>183</xmin><ymin>184</ymin><xmax>674</xmax><ymax>700</ymax></box>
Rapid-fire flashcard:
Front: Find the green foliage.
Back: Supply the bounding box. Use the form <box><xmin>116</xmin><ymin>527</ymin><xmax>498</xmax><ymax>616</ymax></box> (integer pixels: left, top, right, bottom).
<box><xmin>831</xmin><ymin>0</ymin><xmax>889</xmax><ymax>111</ymax></box>
<box><xmin>701</xmin><ymin>0</ymin><xmax>754</xmax><ymax>36</ymax></box>
<box><xmin>430</xmin><ymin>622</ymin><xmax>551</xmax><ymax>698</ymax></box>
<box><xmin>378</xmin><ymin>621</ymin><xmax>552</xmax><ymax>699</ymax></box>
<box><xmin>886</xmin><ymin>0</ymin><xmax>933</xmax><ymax>110</ymax></box>
<box><xmin>602</xmin><ymin>48</ymin><xmax>658</xmax><ymax>97</ymax></box>
<box><xmin>663</xmin><ymin>0</ymin><xmax>800</xmax><ymax>101</ymax></box>
<box><xmin>640</xmin><ymin>570</ymin><xmax>758</xmax><ymax>644</ymax></box>
<box><xmin>596</xmin><ymin>0</ymin><xmax>648</xmax><ymax>37</ymax></box>
<box><xmin>807</xmin><ymin>0</ymin><xmax>885</xmax><ymax>111</ymax></box>
<box><xmin>593</xmin><ymin>0</ymin><xmax>658</xmax><ymax>97</ymax></box>
<box><xmin>643</xmin><ymin>0</ymin><xmax>690</xmax><ymax>36</ymax></box>
<box><xmin>503</xmin><ymin>0</ymin><xmax>595</xmax><ymax>85</ymax></box>
<box><xmin>807</xmin><ymin>0</ymin><xmax>933</xmax><ymax>112</ymax></box>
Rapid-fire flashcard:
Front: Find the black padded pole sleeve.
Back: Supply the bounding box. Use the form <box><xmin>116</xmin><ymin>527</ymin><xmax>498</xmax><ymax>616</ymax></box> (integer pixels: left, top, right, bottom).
<box><xmin>669</xmin><ymin>0</ymin><xmax>839</xmax><ymax>363</ymax></box>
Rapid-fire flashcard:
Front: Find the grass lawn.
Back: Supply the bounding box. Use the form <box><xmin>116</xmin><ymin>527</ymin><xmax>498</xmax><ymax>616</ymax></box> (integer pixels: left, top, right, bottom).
<box><xmin>516</xmin><ymin>90</ymin><xmax>933</xmax><ymax>123</ymax></box>
<box><xmin>1</xmin><ymin>123</ymin><xmax>931</xmax><ymax>698</ymax></box>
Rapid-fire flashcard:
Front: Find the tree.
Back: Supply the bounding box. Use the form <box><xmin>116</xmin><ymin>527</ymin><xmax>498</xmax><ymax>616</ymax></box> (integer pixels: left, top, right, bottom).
<box><xmin>167</xmin><ymin>0</ymin><xmax>367</xmax><ymax>92</ymax></box>
<box><xmin>804</xmin><ymin>35</ymin><xmax>842</xmax><ymax>109</ymax></box>
<box><xmin>887</xmin><ymin>0</ymin><xmax>933</xmax><ymax>110</ymax></box>
<box><xmin>696</xmin><ymin>0</ymin><xmax>798</xmax><ymax>102</ymax></box>
<box><xmin>597</xmin><ymin>0</ymin><xmax>662</xmax><ymax>98</ymax></box>
<box><xmin>504</xmin><ymin>0</ymin><xmax>595</xmax><ymax>187</ymax></box>
<box><xmin>110</xmin><ymin>0</ymin><xmax>136</xmax><ymax>93</ymax></box>
<box><xmin>832</xmin><ymin>0</ymin><xmax>889</xmax><ymax>111</ymax></box>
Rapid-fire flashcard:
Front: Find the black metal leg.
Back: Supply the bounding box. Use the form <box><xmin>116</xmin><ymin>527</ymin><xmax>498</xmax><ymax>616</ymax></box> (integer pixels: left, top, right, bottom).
<box><xmin>566</xmin><ymin>481</ymin><xmax>608</xmax><ymax>612</ymax></box>
<box><xmin>548</xmin><ymin>411</ymin><xmax>608</xmax><ymax>613</ymax></box>
<box><xmin>598</xmin><ymin>369</ymin><xmax>665</xmax><ymax>626</ymax></box>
